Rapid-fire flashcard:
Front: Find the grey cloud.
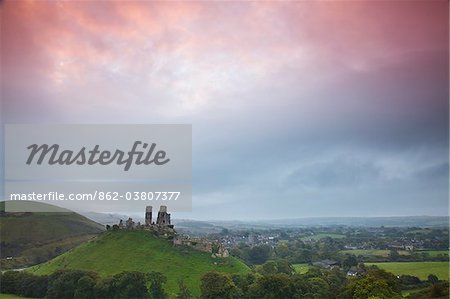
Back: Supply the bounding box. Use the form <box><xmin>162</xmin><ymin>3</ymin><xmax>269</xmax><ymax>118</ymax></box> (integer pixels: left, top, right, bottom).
<box><xmin>283</xmin><ymin>157</ymin><xmax>382</xmax><ymax>189</ymax></box>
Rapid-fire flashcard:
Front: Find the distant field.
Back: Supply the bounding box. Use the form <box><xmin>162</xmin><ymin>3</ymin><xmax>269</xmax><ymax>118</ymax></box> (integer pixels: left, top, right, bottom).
<box><xmin>366</xmin><ymin>262</ymin><xmax>449</xmax><ymax>280</ymax></box>
<box><xmin>340</xmin><ymin>249</ymin><xmax>410</xmax><ymax>257</ymax></box>
<box><xmin>300</xmin><ymin>233</ymin><xmax>345</xmax><ymax>241</ymax></box>
<box><xmin>0</xmin><ymin>294</ymin><xmax>30</xmax><ymax>299</ymax></box>
<box><xmin>293</xmin><ymin>263</ymin><xmax>309</xmax><ymax>274</ymax></box>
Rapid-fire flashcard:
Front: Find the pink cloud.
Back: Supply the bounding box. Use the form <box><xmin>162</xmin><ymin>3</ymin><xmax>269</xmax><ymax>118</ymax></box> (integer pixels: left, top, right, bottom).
<box><xmin>2</xmin><ymin>0</ymin><xmax>447</xmax><ymax>117</ymax></box>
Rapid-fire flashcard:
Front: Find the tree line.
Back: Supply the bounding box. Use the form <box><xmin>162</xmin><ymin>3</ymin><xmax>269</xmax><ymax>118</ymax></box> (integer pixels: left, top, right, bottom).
<box><xmin>1</xmin><ymin>263</ymin><xmax>448</xmax><ymax>299</ymax></box>
<box><xmin>0</xmin><ymin>270</ymin><xmax>171</xmax><ymax>299</ymax></box>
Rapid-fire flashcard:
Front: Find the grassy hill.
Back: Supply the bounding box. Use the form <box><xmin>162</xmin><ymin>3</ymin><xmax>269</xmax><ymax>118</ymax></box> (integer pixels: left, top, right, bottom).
<box><xmin>30</xmin><ymin>230</ymin><xmax>250</xmax><ymax>296</ymax></box>
<box><xmin>0</xmin><ymin>201</ymin><xmax>104</xmax><ymax>269</ymax></box>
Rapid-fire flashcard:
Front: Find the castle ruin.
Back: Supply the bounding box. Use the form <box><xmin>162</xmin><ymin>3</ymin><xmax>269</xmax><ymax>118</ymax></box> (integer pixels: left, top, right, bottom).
<box><xmin>173</xmin><ymin>236</ymin><xmax>229</xmax><ymax>258</ymax></box>
<box><xmin>156</xmin><ymin>205</ymin><xmax>171</xmax><ymax>226</ymax></box>
<box><xmin>114</xmin><ymin>205</ymin><xmax>173</xmax><ymax>231</ymax></box>
<box><xmin>111</xmin><ymin>205</ymin><xmax>229</xmax><ymax>258</ymax></box>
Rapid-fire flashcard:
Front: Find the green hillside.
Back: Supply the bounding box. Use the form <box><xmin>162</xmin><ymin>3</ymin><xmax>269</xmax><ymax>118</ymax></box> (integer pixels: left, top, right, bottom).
<box><xmin>30</xmin><ymin>230</ymin><xmax>250</xmax><ymax>296</ymax></box>
<box><xmin>0</xmin><ymin>201</ymin><xmax>104</xmax><ymax>269</ymax></box>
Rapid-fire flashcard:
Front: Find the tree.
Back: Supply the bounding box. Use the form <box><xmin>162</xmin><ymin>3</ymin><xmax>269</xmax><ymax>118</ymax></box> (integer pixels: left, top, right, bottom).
<box><xmin>408</xmin><ymin>281</ymin><xmax>449</xmax><ymax>299</ymax></box>
<box><xmin>111</xmin><ymin>271</ymin><xmax>149</xmax><ymax>299</ymax></box>
<box><xmin>1</xmin><ymin>271</ymin><xmax>23</xmax><ymax>294</ymax></box>
<box><xmin>343</xmin><ymin>255</ymin><xmax>358</xmax><ymax>270</ymax></box>
<box><xmin>248</xmin><ymin>245</ymin><xmax>272</xmax><ymax>265</ymax></box>
<box><xmin>275</xmin><ymin>260</ymin><xmax>295</xmax><ymax>275</ymax></box>
<box><xmin>19</xmin><ymin>273</ymin><xmax>48</xmax><ymax>298</ymax></box>
<box><xmin>95</xmin><ymin>277</ymin><xmax>114</xmax><ymax>299</ymax></box>
<box><xmin>250</xmin><ymin>273</ymin><xmax>296</xmax><ymax>299</ymax></box>
<box><xmin>342</xmin><ymin>273</ymin><xmax>402</xmax><ymax>299</ymax></box>
<box><xmin>293</xmin><ymin>248</ymin><xmax>313</xmax><ymax>264</ymax></box>
<box><xmin>231</xmin><ymin>273</ymin><xmax>255</xmax><ymax>298</ymax></box>
<box><xmin>176</xmin><ymin>279</ymin><xmax>193</xmax><ymax>299</ymax></box>
<box><xmin>324</xmin><ymin>268</ymin><xmax>347</xmax><ymax>298</ymax></box>
<box><xmin>306</xmin><ymin>277</ymin><xmax>330</xmax><ymax>298</ymax></box>
<box><xmin>259</xmin><ymin>261</ymin><xmax>278</xmax><ymax>275</ymax></box>
<box><xmin>352</xmin><ymin>276</ymin><xmax>400</xmax><ymax>299</ymax></box>
<box><xmin>427</xmin><ymin>274</ymin><xmax>439</xmax><ymax>284</ymax></box>
<box><xmin>147</xmin><ymin>271</ymin><xmax>167</xmax><ymax>299</ymax></box>
<box><xmin>75</xmin><ymin>275</ymin><xmax>96</xmax><ymax>299</ymax></box>
<box><xmin>429</xmin><ymin>281</ymin><xmax>449</xmax><ymax>298</ymax></box>
<box><xmin>303</xmin><ymin>266</ymin><xmax>322</xmax><ymax>279</ymax></box>
<box><xmin>47</xmin><ymin>270</ymin><xmax>93</xmax><ymax>299</ymax></box>
<box><xmin>291</xmin><ymin>275</ymin><xmax>309</xmax><ymax>297</ymax></box>
<box><xmin>258</xmin><ymin>260</ymin><xmax>294</xmax><ymax>276</ymax></box>
<box><xmin>388</xmin><ymin>250</ymin><xmax>400</xmax><ymax>262</ymax></box>
<box><xmin>365</xmin><ymin>267</ymin><xmax>401</xmax><ymax>293</ymax></box>
<box><xmin>275</xmin><ymin>243</ymin><xmax>290</xmax><ymax>259</ymax></box>
<box><xmin>398</xmin><ymin>275</ymin><xmax>420</xmax><ymax>286</ymax></box>
<box><xmin>200</xmin><ymin>272</ymin><xmax>238</xmax><ymax>299</ymax></box>
<box><xmin>0</xmin><ymin>271</ymin><xmax>48</xmax><ymax>298</ymax></box>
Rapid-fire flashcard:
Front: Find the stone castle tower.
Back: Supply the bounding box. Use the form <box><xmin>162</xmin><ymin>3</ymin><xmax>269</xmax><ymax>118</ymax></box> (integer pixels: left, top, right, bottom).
<box><xmin>156</xmin><ymin>205</ymin><xmax>171</xmax><ymax>226</ymax></box>
<box><xmin>144</xmin><ymin>205</ymin><xmax>171</xmax><ymax>227</ymax></box>
<box><xmin>145</xmin><ymin>206</ymin><xmax>153</xmax><ymax>225</ymax></box>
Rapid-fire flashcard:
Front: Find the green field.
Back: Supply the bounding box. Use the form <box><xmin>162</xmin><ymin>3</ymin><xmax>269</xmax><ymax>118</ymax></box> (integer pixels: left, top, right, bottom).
<box><xmin>366</xmin><ymin>262</ymin><xmax>449</xmax><ymax>280</ymax></box>
<box><xmin>340</xmin><ymin>249</ymin><xmax>410</xmax><ymax>257</ymax></box>
<box><xmin>293</xmin><ymin>263</ymin><xmax>310</xmax><ymax>274</ymax></box>
<box><xmin>30</xmin><ymin>230</ymin><xmax>250</xmax><ymax>296</ymax></box>
<box><xmin>300</xmin><ymin>233</ymin><xmax>345</xmax><ymax>241</ymax></box>
<box><xmin>0</xmin><ymin>294</ymin><xmax>30</xmax><ymax>299</ymax></box>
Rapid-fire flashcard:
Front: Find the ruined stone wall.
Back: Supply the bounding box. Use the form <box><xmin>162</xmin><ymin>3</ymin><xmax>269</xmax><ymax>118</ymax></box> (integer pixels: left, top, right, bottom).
<box><xmin>173</xmin><ymin>237</ymin><xmax>229</xmax><ymax>258</ymax></box>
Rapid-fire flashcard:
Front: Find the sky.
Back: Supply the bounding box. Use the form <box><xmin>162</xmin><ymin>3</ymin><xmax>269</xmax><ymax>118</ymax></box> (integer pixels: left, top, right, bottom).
<box><xmin>1</xmin><ymin>0</ymin><xmax>449</xmax><ymax>219</ymax></box>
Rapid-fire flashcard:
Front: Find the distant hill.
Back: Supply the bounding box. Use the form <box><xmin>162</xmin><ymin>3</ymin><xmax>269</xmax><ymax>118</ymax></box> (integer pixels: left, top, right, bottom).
<box><xmin>269</xmin><ymin>216</ymin><xmax>449</xmax><ymax>227</ymax></box>
<box><xmin>78</xmin><ymin>211</ymin><xmax>131</xmax><ymax>225</ymax></box>
<box><xmin>30</xmin><ymin>230</ymin><xmax>250</xmax><ymax>296</ymax></box>
<box><xmin>172</xmin><ymin>219</ymin><xmax>225</xmax><ymax>235</ymax></box>
<box><xmin>0</xmin><ymin>201</ymin><xmax>104</xmax><ymax>269</ymax></box>
<box><xmin>207</xmin><ymin>216</ymin><xmax>449</xmax><ymax>229</ymax></box>
<box><xmin>154</xmin><ymin>216</ymin><xmax>449</xmax><ymax>236</ymax></box>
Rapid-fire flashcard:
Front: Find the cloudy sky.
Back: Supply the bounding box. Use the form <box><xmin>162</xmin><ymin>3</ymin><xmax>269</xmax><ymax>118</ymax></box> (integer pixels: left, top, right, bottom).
<box><xmin>2</xmin><ymin>1</ymin><xmax>448</xmax><ymax>219</ymax></box>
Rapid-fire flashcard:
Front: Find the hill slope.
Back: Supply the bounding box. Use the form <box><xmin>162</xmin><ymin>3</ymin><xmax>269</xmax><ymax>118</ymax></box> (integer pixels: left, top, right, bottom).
<box><xmin>0</xmin><ymin>201</ymin><xmax>104</xmax><ymax>269</ymax></box>
<box><xmin>30</xmin><ymin>230</ymin><xmax>250</xmax><ymax>296</ymax></box>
